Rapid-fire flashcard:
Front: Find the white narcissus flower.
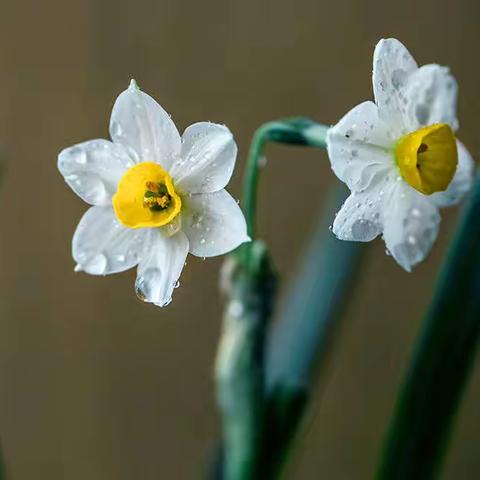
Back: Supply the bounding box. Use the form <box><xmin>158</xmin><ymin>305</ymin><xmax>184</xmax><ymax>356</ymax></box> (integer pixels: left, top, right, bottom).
<box><xmin>58</xmin><ymin>80</ymin><xmax>250</xmax><ymax>307</ymax></box>
<box><xmin>327</xmin><ymin>38</ymin><xmax>475</xmax><ymax>271</ymax></box>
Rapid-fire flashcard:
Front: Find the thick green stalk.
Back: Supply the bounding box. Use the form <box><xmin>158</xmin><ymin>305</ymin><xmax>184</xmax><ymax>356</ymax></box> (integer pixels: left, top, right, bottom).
<box><xmin>215</xmin><ymin>241</ymin><xmax>276</xmax><ymax>480</ymax></box>
<box><xmin>215</xmin><ymin>118</ymin><xmax>329</xmax><ymax>480</ymax></box>
<box><xmin>376</xmin><ymin>174</ymin><xmax>480</xmax><ymax>480</ymax></box>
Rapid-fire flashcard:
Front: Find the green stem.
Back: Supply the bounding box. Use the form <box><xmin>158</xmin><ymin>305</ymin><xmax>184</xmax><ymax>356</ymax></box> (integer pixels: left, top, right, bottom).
<box><xmin>215</xmin><ymin>242</ymin><xmax>276</xmax><ymax>480</ymax></box>
<box><xmin>376</xmin><ymin>173</ymin><xmax>480</xmax><ymax>480</ymax></box>
<box><xmin>215</xmin><ymin>118</ymin><xmax>329</xmax><ymax>480</ymax></box>
<box><xmin>242</xmin><ymin>118</ymin><xmax>329</xmax><ymax>239</ymax></box>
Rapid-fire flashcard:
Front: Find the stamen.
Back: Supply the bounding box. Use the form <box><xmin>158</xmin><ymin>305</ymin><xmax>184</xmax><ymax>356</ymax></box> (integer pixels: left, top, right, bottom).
<box><xmin>143</xmin><ymin>181</ymin><xmax>172</xmax><ymax>211</ymax></box>
<box><xmin>146</xmin><ymin>181</ymin><xmax>159</xmax><ymax>192</ymax></box>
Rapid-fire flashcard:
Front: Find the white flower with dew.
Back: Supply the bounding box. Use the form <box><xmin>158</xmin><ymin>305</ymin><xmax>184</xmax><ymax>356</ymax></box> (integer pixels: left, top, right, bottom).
<box><xmin>58</xmin><ymin>80</ymin><xmax>250</xmax><ymax>306</ymax></box>
<box><xmin>327</xmin><ymin>38</ymin><xmax>475</xmax><ymax>271</ymax></box>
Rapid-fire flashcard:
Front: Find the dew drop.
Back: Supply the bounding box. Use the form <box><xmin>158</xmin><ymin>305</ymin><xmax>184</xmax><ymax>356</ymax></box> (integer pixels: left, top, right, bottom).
<box><xmin>228</xmin><ymin>301</ymin><xmax>244</xmax><ymax>318</ymax></box>
<box><xmin>135</xmin><ymin>268</ymin><xmax>169</xmax><ymax>305</ymax></box>
<box><xmin>84</xmin><ymin>254</ymin><xmax>107</xmax><ymax>275</ymax></box>
<box><xmin>76</xmin><ymin>151</ymin><xmax>88</xmax><ymax>165</ymax></box>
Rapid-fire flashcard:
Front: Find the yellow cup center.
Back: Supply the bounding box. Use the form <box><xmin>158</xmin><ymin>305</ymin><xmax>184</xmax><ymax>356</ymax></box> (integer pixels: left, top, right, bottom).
<box><xmin>112</xmin><ymin>162</ymin><xmax>182</xmax><ymax>229</ymax></box>
<box><xmin>394</xmin><ymin>123</ymin><xmax>458</xmax><ymax>195</ymax></box>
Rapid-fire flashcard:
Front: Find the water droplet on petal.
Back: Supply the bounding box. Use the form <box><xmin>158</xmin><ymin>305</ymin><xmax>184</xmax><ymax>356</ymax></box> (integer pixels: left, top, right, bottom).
<box><xmin>76</xmin><ymin>151</ymin><xmax>88</xmax><ymax>165</ymax></box>
<box><xmin>84</xmin><ymin>254</ymin><xmax>107</xmax><ymax>275</ymax></box>
<box><xmin>135</xmin><ymin>268</ymin><xmax>172</xmax><ymax>306</ymax></box>
<box><xmin>407</xmin><ymin>235</ymin><xmax>417</xmax><ymax>245</ymax></box>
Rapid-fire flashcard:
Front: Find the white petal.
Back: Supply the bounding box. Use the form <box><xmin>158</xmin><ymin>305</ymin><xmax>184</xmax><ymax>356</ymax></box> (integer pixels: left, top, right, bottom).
<box><xmin>404</xmin><ymin>64</ymin><xmax>458</xmax><ymax>131</ymax></box>
<box><xmin>182</xmin><ymin>190</ymin><xmax>249</xmax><ymax>257</ymax></box>
<box><xmin>135</xmin><ymin>230</ymin><xmax>189</xmax><ymax>307</ymax></box>
<box><xmin>109</xmin><ymin>80</ymin><xmax>181</xmax><ymax>169</ymax></box>
<box><xmin>327</xmin><ymin>101</ymin><xmax>395</xmax><ymax>192</ymax></box>
<box><xmin>431</xmin><ymin>140</ymin><xmax>475</xmax><ymax>207</ymax></box>
<box><xmin>372</xmin><ymin>38</ymin><xmax>418</xmax><ymax>133</ymax></box>
<box><xmin>73</xmin><ymin>206</ymin><xmax>145</xmax><ymax>275</ymax></box>
<box><xmin>58</xmin><ymin>139</ymin><xmax>133</xmax><ymax>205</ymax></box>
<box><xmin>170</xmin><ymin>122</ymin><xmax>237</xmax><ymax>194</ymax></box>
<box><xmin>332</xmin><ymin>182</ymin><xmax>384</xmax><ymax>242</ymax></box>
<box><xmin>382</xmin><ymin>183</ymin><xmax>440</xmax><ymax>271</ymax></box>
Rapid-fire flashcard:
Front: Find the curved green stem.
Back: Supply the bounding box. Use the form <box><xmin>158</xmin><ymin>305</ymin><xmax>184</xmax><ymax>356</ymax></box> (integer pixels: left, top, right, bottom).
<box><xmin>242</xmin><ymin>118</ymin><xmax>329</xmax><ymax>239</ymax></box>
<box><xmin>215</xmin><ymin>118</ymin><xmax>329</xmax><ymax>480</ymax></box>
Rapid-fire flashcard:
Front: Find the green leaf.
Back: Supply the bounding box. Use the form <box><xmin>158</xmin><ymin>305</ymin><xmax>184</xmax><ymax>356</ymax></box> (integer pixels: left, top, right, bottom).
<box><xmin>376</xmin><ymin>174</ymin><xmax>480</xmax><ymax>480</ymax></box>
<box><xmin>263</xmin><ymin>184</ymin><xmax>364</xmax><ymax>478</ymax></box>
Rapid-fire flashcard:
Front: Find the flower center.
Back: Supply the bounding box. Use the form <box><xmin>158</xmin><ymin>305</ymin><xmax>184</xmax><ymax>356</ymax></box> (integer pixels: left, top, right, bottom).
<box><xmin>143</xmin><ymin>181</ymin><xmax>172</xmax><ymax>210</ymax></box>
<box><xmin>113</xmin><ymin>162</ymin><xmax>182</xmax><ymax>228</ymax></box>
<box><xmin>394</xmin><ymin>123</ymin><xmax>457</xmax><ymax>195</ymax></box>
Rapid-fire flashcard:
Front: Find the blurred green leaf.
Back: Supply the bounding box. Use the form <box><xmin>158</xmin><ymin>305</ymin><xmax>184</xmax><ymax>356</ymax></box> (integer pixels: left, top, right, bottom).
<box><xmin>376</xmin><ymin>174</ymin><xmax>480</xmax><ymax>480</ymax></box>
<box><xmin>263</xmin><ymin>184</ymin><xmax>364</xmax><ymax>478</ymax></box>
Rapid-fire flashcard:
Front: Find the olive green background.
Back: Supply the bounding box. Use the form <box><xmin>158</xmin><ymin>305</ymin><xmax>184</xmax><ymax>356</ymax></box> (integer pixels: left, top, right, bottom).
<box><xmin>0</xmin><ymin>0</ymin><xmax>478</xmax><ymax>478</ymax></box>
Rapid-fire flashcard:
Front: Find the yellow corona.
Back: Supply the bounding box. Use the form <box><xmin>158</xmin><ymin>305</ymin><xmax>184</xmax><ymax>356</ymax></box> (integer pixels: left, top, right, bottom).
<box><xmin>113</xmin><ymin>162</ymin><xmax>182</xmax><ymax>228</ymax></box>
<box><xmin>395</xmin><ymin>124</ymin><xmax>458</xmax><ymax>195</ymax></box>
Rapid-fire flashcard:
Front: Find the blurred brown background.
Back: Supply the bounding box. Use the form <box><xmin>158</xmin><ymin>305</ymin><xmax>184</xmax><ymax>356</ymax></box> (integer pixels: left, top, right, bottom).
<box><xmin>0</xmin><ymin>0</ymin><xmax>478</xmax><ymax>478</ymax></box>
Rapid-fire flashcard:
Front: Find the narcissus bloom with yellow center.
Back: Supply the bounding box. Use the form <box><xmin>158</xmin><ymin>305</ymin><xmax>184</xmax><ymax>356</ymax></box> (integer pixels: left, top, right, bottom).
<box><xmin>58</xmin><ymin>80</ymin><xmax>249</xmax><ymax>306</ymax></box>
<box><xmin>327</xmin><ymin>38</ymin><xmax>475</xmax><ymax>271</ymax></box>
